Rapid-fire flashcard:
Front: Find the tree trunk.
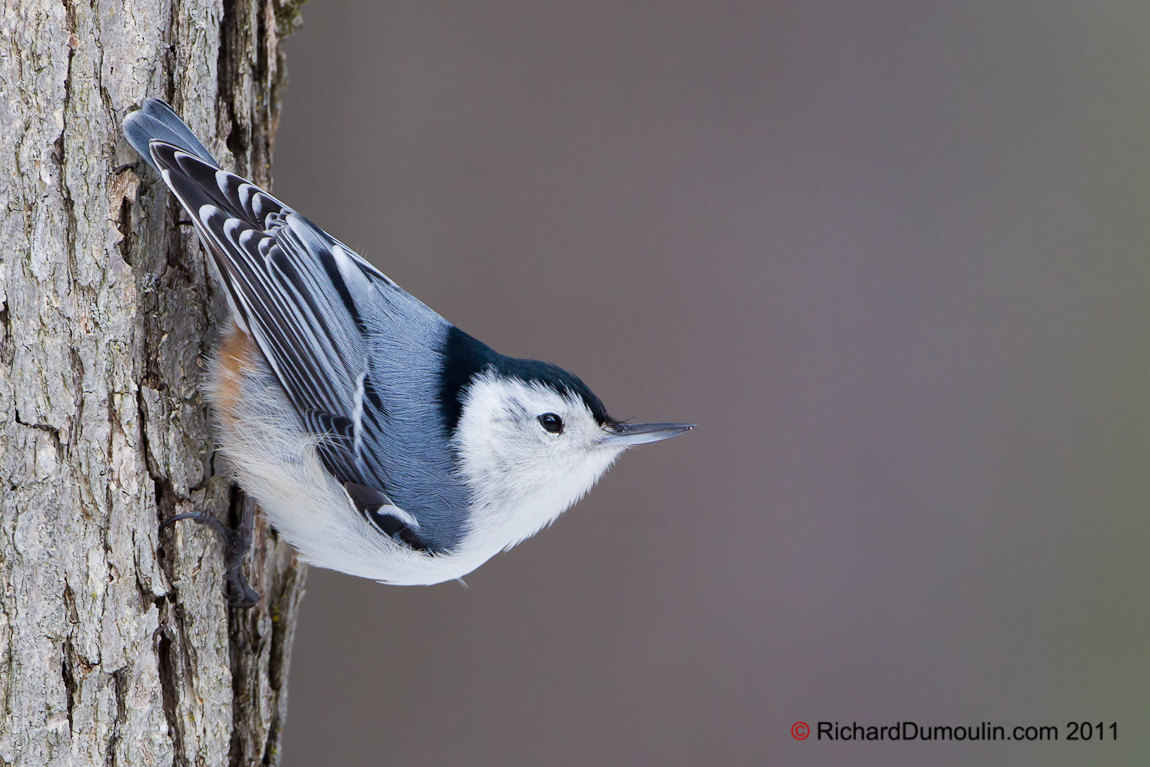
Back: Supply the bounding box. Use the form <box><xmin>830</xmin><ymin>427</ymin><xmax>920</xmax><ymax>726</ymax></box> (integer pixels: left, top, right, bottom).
<box><xmin>0</xmin><ymin>1</ymin><xmax>308</xmax><ymax>765</ymax></box>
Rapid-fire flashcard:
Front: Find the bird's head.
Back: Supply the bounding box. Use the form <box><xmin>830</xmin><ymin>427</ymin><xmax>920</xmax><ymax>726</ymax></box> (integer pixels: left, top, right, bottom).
<box><xmin>450</xmin><ymin>361</ymin><xmax>692</xmax><ymax>540</ymax></box>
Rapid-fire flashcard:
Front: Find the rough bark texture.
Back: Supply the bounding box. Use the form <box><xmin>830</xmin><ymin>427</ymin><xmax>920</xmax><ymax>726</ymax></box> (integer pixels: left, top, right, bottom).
<box><xmin>0</xmin><ymin>0</ymin><xmax>308</xmax><ymax>765</ymax></box>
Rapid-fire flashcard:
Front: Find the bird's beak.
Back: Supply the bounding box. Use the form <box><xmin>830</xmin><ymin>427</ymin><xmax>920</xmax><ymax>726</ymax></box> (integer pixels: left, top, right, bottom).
<box><xmin>599</xmin><ymin>422</ymin><xmax>695</xmax><ymax>448</ymax></box>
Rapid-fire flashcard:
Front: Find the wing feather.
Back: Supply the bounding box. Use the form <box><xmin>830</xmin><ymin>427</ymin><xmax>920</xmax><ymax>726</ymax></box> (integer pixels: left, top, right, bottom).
<box><xmin>151</xmin><ymin>143</ymin><xmax>389</xmax><ymax>492</ymax></box>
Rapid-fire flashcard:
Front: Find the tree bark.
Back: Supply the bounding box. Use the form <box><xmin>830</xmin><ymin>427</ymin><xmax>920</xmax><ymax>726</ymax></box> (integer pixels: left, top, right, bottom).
<box><xmin>0</xmin><ymin>1</ymin><xmax>308</xmax><ymax>765</ymax></box>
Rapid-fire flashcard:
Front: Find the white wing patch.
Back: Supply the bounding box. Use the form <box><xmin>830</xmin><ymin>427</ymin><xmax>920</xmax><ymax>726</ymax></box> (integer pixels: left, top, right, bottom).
<box><xmin>351</xmin><ymin>370</ymin><xmax>367</xmax><ymax>462</ymax></box>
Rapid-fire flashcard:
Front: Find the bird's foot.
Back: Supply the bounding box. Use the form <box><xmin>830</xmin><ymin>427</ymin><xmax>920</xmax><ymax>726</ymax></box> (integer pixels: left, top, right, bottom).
<box><xmin>162</xmin><ymin>495</ymin><xmax>260</xmax><ymax>608</ymax></box>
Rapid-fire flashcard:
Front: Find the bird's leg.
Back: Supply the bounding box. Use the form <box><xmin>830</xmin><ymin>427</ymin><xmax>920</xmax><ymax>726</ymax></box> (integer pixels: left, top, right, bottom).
<box><xmin>225</xmin><ymin>496</ymin><xmax>260</xmax><ymax>608</ymax></box>
<box><xmin>162</xmin><ymin>494</ymin><xmax>260</xmax><ymax>608</ymax></box>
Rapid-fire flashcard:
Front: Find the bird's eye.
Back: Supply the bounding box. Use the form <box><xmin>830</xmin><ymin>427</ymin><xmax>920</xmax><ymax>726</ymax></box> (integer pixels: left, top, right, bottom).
<box><xmin>538</xmin><ymin>413</ymin><xmax>564</xmax><ymax>434</ymax></box>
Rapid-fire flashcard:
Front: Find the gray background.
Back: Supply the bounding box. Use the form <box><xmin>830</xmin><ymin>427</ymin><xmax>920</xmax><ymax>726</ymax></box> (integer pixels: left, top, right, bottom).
<box><xmin>272</xmin><ymin>2</ymin><xmax>1150</xmax><ymax>765</ymax></box>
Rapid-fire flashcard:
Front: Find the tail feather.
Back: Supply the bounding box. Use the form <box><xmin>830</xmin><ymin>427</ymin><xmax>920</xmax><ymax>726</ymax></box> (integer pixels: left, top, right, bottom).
<box><xmin>122</xmin><ymin>98</ymin><xmax>217</xmax><ymax>171</ymax></box>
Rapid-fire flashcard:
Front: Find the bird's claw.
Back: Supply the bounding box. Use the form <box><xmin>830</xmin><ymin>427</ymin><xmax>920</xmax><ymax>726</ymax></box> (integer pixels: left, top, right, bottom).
<box><xmin>162</xmin><ymin>496</ymin><xmax>260</xmax><ymax>608</ymax></box>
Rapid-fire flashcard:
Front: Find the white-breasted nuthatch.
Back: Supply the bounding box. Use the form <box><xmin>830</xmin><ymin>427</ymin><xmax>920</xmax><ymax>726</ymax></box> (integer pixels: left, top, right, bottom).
<box><xmin>124</xmin><ymin>99</ymin><xmax>692</xmax><ymax>588</ymax></box>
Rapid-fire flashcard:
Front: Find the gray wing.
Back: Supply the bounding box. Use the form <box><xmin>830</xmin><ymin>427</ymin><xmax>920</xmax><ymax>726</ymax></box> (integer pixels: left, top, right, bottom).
<box><xmin>140</xmin><ymin>135</ymin><xmax>435</xmax><ymax>551</ymax></box>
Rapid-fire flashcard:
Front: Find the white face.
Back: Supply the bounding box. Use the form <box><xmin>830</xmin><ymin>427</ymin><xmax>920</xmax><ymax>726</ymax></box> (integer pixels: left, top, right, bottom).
<box><xmin>453</xmin><ymin>371</ymin><xmax>627</xmax><ymax>549</ymax></box>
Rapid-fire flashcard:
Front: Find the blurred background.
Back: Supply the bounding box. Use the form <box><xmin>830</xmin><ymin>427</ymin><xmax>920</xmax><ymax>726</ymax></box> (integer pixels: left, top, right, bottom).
<box><xmin>273</xmin><ymin>2</ymin><xmax>1150</xmax><ymax>765</ymax></box>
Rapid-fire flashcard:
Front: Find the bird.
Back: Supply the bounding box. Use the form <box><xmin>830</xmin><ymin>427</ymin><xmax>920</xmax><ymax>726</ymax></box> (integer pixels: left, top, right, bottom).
<box><xmin>123</xmin><ymin>98</ymin><xmax>692</xmax><ymax>594</ymax></box>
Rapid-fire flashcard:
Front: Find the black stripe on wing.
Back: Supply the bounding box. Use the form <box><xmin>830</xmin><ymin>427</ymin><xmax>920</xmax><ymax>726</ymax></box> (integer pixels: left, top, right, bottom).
<box><xmin>154</xmin><ymin>141</ymin><xmax>397</xmax><ymax>285</ymax></box>
<box><xmin>200</xmin><ymin>208</ymin><xmax>349</xmax><ymax>416</ymax></box>
<box><xmin>344</xmin><ymin>482</ymin><xmax>430</xmax><ymax>552</ymax></box>
<box><xmin>154</xmin><ymin>143</ymin><xmax>290</xmax><ymax>230</ymax></box>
